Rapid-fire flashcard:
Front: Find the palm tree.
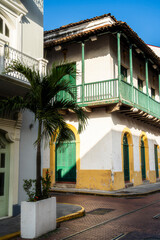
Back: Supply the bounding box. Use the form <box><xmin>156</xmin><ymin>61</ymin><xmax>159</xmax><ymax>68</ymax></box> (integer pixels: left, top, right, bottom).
<box><xmin>0</xmin><ymin>61</ymin><xmax>87</xmax><ymax>197</ymax></box>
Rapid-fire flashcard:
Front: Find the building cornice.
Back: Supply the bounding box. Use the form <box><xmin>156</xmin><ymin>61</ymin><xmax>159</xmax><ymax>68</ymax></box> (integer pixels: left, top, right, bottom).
<box><xmin>0</xmin><ymin>0</ymin><xmax>27</xmax><ymax>16</ymax></box>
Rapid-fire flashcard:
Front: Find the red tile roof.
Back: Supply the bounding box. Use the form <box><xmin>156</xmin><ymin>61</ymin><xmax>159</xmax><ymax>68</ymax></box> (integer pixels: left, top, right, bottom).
<box><xmin>44</xmin><ymin>13</ymin><xmax>117</xmax><ymax>34</ymax></box>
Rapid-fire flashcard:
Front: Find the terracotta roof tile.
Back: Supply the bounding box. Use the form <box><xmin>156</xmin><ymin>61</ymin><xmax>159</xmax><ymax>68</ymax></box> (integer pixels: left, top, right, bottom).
<box><xmin>44</xmin><ymin>13</ymin><xmax>117</xmax><ymax>34</ymax></box>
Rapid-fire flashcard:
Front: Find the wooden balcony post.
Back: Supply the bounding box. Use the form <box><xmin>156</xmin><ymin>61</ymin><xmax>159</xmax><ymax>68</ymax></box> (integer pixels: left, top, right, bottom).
<box><xmin>117</xmin><ymin>33</ymin><xmax>121</xmax><ymax>98</ymax></box>
<box><xmin>82</xmin><ymin>42</ymin><xmax>85</xmax><ymax>103</ymax></box>
<box><xmin>145</xmin><ymin>58</ymin><xmax>149</xmax><ymax>109</ymax></box>
<box><xmin>129</xmin><ymin>44</ymin><xmax>133</xmax><ymax>102</ymax></box>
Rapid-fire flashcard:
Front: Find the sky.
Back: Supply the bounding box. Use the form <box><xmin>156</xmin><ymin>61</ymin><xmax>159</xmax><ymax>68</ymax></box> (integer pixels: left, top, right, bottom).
<box><xmin>44</xmin><ymin>0</ymin><xmax>160</xmax><ymax>47</ymax></box>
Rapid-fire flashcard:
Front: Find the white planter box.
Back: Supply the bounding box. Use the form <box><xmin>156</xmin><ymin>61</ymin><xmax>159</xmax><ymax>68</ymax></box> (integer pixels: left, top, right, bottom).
<box><xmin>21</xmin><ymin>197</ymin><xmax>56</xmax><ymax>239</ymax></box>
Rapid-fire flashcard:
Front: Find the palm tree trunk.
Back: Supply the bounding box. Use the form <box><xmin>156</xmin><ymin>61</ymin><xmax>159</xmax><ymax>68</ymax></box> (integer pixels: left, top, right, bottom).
<box><xmin>36</xmin><ymin>120</ymin><xmax>42</xmax><ymax>196</ymax></box>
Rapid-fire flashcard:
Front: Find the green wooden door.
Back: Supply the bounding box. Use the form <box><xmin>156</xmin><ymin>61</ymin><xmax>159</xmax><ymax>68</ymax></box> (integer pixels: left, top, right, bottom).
<box><xmin>141</xmin><ymin>138</ymin><xmax>146</xmax><ymax>180</ymax></box>
<box><xmin>154</xmin><ymin>145</ymin><xmax>159</xmax><ymax>178</ymax></box>
<box><xmin>57</xmin><ymin>63</ymin><xmax>76</xmax><ymax>102</ymax></box>
<box><xmin>56</xmin><ymin>131</ymin><xmax>76</xmax><ymax>182</ymax></box>
<box><xmin>123</xmin><ymin>133</ymin><xmax>130</xmax><ymax>182</ymax></box>
<box><xmin>0</xmin><ymin>134</ymin><xmax>10</xmax><ymax>218</ymax></box>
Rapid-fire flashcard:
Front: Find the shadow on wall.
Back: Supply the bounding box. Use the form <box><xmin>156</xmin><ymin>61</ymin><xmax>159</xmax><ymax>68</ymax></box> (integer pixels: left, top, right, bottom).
<box><xmin>21</xmin><ymin>0</ymin><xmax>43</xmax><ymax>27</ymax></box>
<box><xmin>112</xmin><ymin>111</ymin><xmax>160</xmax><ymax>138</ymax></box>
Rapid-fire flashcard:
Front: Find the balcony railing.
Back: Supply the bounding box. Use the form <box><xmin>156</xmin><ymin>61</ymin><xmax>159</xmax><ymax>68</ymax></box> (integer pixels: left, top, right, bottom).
<box><xmin>121</xmin><ymin>80</ymin><xmax>160</xmax><ymax>118</ymax></box>
<box><xmin>0</xmin><ymin>45</ymin><xmax>47</xmax><ymax>84</ymax></box>
<box><xmin>57</xmin><ymin>79</ymin><xmax>119</xmax><ymax>104</ymax></box>
<box><xmin>57</xmin><ymin>78</ymin><xmax>160</xmax><ymax>118</ymax></box>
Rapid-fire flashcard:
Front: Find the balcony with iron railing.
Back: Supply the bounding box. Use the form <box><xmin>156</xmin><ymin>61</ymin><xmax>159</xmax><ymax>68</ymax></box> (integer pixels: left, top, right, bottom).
<box><xmin>0</xmin><ymin>44</ymin><xmax>47</xmax><ymax>85</ymax></box>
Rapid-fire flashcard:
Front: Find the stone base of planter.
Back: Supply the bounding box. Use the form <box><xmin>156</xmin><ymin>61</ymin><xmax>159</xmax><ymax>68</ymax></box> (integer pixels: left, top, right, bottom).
<box><xmin>21</xmin><ymin>197</ymin><xmax>56</xmax><ymax>239</ymax></box>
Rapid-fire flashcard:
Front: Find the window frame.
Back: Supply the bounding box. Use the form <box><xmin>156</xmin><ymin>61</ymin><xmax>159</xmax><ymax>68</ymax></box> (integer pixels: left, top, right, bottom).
<box><xmin>121</xmin><ymin>65</ymin><xmax>128</xmax><ymax>82</ymax></box>
<box><xmin>151</xmin><ymin>87</ymin><xmax>155</xmax><ymax>99</ymax></box>
<box><xmin>138</xmin><ymin>78</ymin><xmax>143</xmax><ymax>92</ymax></box>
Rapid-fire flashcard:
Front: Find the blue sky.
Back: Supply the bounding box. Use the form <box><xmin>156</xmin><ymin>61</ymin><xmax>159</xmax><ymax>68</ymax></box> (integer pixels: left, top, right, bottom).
<box><xmin>44</xmin><ymin>0</ymin><xmax>160</xmax><ymax>46</ymax></box>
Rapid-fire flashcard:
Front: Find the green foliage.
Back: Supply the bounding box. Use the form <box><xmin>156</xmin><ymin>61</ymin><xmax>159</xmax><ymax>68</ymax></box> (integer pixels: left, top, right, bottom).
<box><xmin>1</xmin><ymin>60</ymin><xmax>88</xmax><ymax>195</ymax></box>
<box><xmin>1</xmin><ymin>60</ymin><xmax>88</xmax><ymax>145</ymax></box>
<box><xmin>23</xmin><ymin>169</ymin><xmax>51</xmax><ymax>202</ymax></box>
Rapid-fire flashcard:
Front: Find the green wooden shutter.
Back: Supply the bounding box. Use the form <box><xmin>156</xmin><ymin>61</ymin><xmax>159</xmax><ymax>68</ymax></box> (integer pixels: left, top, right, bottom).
<box><xmin>123</xmin><ymin>133</ymin><xmax>130</xmax><ymax>182</ymax></box>
<box><xmin>56</xmin><ymin>130</ymin><xmax>76</xmax><ymax>182</ymax></box>
<box><xmin>154</xmin><ymin>145</ymin><xmax>159</xmax><ymax>178</ymax></box>
<box><xmin>141</xmin><ymin>138</ymin><xmax>146</xmax><ymax>180</ymax></box>
<box><xmin>57</xmin><ymin>63</ymin><xmax>76</xmax><ymax>102</ymax></box>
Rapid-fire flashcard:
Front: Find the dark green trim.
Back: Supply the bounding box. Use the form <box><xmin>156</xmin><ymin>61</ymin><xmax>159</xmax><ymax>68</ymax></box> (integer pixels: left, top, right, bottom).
<box><xmin>129</xmin><ymin>44</ymin><xmax>133</xmax><ymax>102</ymax></box>
<box><xmin>117</xmin><ymin>33</ymin><xmax>121</xmax><ymax>98</ymax></box>
<box><xmin>82</xmin><ymin>42</ymin><xmax>85</xmax><ymax>103</ymax></box>
<box><xmin>145</xmin><ymin>59</ymin><xmax>149</xmax><ymax>95</ymax></box>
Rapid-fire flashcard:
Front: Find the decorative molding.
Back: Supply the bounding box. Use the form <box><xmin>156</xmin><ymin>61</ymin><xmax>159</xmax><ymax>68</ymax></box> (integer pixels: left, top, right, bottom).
<box><xmin>5</xmin><ymin>132</ymin><xmax>15</xmax><ymax>143</ymax></box>
<box><xmin>33</xmin><ymin>0</ymin><xmax>43</xmax><ymax>13</ymax></box>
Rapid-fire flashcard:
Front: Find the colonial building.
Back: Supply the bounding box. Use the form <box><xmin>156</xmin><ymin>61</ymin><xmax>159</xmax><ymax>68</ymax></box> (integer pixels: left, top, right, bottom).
<box><xmin>0</xmin><ymin>0</ymin><xmax>47</xmax><ymax>218</ymax></box>
<box><xmin>44</xmin><ymin>14</ymin><xmax>160</xmax><ymax>192</ymax></box>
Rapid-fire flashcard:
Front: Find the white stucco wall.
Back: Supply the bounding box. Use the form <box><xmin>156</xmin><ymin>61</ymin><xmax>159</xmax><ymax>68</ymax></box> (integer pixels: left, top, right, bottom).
<box><xmin>44</xmin><ymin>110</ymin><xmax>160</xmax><ymax>176</ymax></box>
<box><xmin>148</xmin><ymin>44</ymin><xmax>160</xmax><ymax>58</ymax></box>
<box><xmin>21</xmin><ymin>0</ymin><xmax>43</xmax><ymax>59</ymax></box>
<box><xmin>112</xmin><ymin>112</ymin><xmax>160</xmax><ymax>173</ymax></box>
<box><xmin>46</xmin><ymin>35</ymin><xmax>111</xmax><ymax>85</ymax></box>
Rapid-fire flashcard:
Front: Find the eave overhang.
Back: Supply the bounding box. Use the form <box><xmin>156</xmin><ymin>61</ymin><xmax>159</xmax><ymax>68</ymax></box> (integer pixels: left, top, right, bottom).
<box><xmin>44</xmin><ymin>21</ymin><xmax>160</xmax><ymax>68</ymax></box>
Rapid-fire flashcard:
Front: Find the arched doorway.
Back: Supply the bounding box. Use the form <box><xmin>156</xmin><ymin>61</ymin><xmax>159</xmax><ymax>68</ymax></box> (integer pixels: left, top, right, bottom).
<box><xmin>123</xmin><ymin>133</ymin><xmax>130</xmax><ymax>182</ymax></box>
<box><xmin>141</xmin><ymin>136</ymin><xmax>146</xmax><ymax>180</ymax></box>
<box><xmin>55</xmin><ymin>130</ymin><xmax>76</xmax><ymax>182</ymax></box>
<box><xmin>0</xmin><ymin>133</ymin><xmax>10</xmax><ymax>218</ymax></box>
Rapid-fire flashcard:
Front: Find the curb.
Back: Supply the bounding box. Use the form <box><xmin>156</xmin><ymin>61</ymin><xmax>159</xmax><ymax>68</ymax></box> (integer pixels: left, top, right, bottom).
<box><xmin>0</xmin><ymin>231</ymin><xmax>20</xmax><ymax>240</ymax></box>
<box><xmin>51</xmin><ymin>188</ymin><xmax>160</xmax><ymax>198</ymax></box>
<box><xmin>57</xmin><ymin>203</ymin><xmax>85</xmax><ymax>223</ymax></box>
<box><xmin>0</xmin><ymin>203</ymin><xmax>85</xmax><ymax>240</ymax></box>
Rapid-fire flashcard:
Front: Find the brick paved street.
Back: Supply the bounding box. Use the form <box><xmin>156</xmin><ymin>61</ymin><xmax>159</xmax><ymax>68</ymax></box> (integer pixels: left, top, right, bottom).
<box><xmin>15</xmin><ymin>192</ymin><xmax>160</xmax><ymax>240</ymax></box>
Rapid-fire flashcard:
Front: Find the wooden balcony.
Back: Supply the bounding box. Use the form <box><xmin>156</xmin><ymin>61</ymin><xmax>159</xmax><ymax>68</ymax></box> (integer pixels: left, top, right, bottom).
<box><xmin>59</xmin><ymin>79</ymin><xmax>160</xmax><ymax>120</ymax></box>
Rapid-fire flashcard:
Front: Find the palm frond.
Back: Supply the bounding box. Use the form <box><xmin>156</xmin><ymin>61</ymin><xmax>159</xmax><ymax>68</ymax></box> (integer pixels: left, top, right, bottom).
<box><xmin>4</xmin><ymin>61</ymin><xmax>41</xmax><ymax>88</ymax></box>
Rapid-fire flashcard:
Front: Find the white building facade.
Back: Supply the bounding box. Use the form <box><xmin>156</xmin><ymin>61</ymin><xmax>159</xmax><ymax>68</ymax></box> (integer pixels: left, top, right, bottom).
<box><xmin>44</xmin><ymin>14</ymin><xmax>160</xmax><ymax>192</ymax></box>
<box><xmin>0</xmin><ymin>0</ymin><xmax>47</xmax><ymax>218</ymax></box>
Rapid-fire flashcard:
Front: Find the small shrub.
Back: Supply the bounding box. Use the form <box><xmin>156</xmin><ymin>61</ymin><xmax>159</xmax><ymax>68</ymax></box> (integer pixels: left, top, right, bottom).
<box><xmin>23</xmin><ymin>169</ymin><xmax>51</xmax><ymax>202</ymax></box>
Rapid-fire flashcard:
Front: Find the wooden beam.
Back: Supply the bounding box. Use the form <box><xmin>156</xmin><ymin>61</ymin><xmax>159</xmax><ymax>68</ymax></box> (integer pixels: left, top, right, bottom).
<box><xmin>106</xmin><ymin>103</ymin><xmax>121</xmax><ymax>113</ymax></box>
<box><xmin>82</xmin><ymin>107</ymin><xmax>92</xmax><ymax>112</ymax></box>
<box><xmin>68</xmin><ymin>109</ymin><xmax>75</xmax><ymax>113</ymax></box>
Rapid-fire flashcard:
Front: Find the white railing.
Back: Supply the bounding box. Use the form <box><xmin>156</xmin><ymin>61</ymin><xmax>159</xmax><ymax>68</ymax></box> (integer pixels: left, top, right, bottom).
<box><xmin>3</xmin><ymin>45</ymin><xmax>39</xmax><ymax>83</ymax></box>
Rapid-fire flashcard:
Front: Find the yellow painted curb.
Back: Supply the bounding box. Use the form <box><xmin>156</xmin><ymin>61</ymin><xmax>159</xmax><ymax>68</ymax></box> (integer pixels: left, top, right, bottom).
<box><xmin>0</xmin><ymin>231</ymin><xmax>20</xmax><ymax>240</ymax></box>
<box><xmin>57</xmin><ymin>202</ymin><xmax>85</xmax><ymax>223</ymax></box>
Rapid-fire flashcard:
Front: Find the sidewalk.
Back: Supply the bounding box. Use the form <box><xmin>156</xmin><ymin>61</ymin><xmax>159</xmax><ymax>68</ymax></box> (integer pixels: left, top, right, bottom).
<box><xmin>0</xmin><ymin>182</ymin><xmax>160</xmax><ymax>240</ymax></box>
<box><xmin>0</xmin><ymin>203</ymin><xmax>84</xmax><ymax>240</ymax></box>
<box><xmin>52</xmin><ymin>181</ymin><xmax>160</xmax><ymax>197</ymax></box>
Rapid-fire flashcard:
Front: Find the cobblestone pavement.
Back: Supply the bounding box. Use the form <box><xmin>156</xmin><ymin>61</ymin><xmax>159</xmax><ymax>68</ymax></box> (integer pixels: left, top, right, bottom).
<box><xmin>15</xmin><ymin>192</ymin><xmax>160</xmax><ymax>240</ymax></box>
